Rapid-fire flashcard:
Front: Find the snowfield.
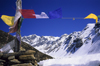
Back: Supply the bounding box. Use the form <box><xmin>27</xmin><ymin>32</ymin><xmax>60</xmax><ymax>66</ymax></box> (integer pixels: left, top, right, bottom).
<box><xmin>38</xmin><ymin>54</ymin><xmax>100</xmax><ymax>66</ymax></box>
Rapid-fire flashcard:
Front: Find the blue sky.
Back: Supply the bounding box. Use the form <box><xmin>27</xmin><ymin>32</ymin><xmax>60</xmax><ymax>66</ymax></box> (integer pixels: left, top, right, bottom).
<box><xmin>0</xmin><ymin>0</ymin><xmax>100</xmax><ymax>37</ymax></box>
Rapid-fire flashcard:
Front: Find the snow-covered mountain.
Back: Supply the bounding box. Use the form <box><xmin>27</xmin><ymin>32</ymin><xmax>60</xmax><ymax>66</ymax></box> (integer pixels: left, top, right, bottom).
<box><xmin>22</xmin><ymin>31</ymin><xmax>81</xmax><ymax>57</ymax></box>
<box><xmin>22</xmin><ymin>23</ymin><xmax>100</xmax><ymax>66</ymax></box>
<box><xmin>22</xmin><ymin>34</ymin><xmax>60</xmax><ymax>53</ymax></box>
<box><xmin>21</xmin><ymin>23</ymin><xmax>97</xmax><ymax>57</ymax></box>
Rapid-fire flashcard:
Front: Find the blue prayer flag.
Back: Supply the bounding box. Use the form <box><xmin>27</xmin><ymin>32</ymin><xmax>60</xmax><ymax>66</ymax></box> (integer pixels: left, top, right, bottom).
<box><xmin>49</xmin><ymin>8</ymin><xmax>62</xmax><ymax>19</ymax></box>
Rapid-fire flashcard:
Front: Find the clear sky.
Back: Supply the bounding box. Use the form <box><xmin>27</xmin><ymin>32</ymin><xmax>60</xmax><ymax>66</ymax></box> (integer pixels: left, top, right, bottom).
<box><xmin>0</xmin><ymin>0</ymin><xmax>100</xmax><ymax>37</ymax></box>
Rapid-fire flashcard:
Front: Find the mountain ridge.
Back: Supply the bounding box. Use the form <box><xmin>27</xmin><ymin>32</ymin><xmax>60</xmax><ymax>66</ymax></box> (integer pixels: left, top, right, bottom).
<box><xmin>22</xmin><ymin>23</ymin><xmax>91</xmax><ymax>57</ymax></box>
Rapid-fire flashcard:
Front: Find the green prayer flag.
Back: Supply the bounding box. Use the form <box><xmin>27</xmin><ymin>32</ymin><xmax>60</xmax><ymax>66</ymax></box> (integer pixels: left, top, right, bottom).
<box><xmin>98</xmin><ymin>15</ymin><xmax>100</xmax><ymax>18</ymax></box>
<box><xmin>18</xmin><ymin>18</ymin><xmax>24</xmax><ymax>29</ymax></box>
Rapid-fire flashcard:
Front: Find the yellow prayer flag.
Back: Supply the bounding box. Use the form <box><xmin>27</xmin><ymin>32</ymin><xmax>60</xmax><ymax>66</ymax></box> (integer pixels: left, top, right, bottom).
<box><xmin>1</xmin><ymin>15</ymin><xmax>14</xmax><ymax>26</ymax></box>
<box><xmin>84</xmin><ymin>13</ymin><xmax>98</xmax><ymax>23</ymax></box>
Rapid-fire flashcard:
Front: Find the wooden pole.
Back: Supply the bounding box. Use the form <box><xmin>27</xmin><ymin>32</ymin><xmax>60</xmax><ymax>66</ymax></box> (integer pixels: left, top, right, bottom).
<box><xmin>14</xmin><ymin>0</ymin><xmax>22</xmax><ymax>53</ymax></box>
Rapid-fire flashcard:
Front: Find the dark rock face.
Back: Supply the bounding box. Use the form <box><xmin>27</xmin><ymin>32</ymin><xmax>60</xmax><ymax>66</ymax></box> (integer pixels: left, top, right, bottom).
<box><xmin>94</xmin><ymin>22</ymin><xmax>100</xmax><ymax>29</ymax></box>
<box><xmin>0</xmin><ymin>30</ymin><xmax>53</xmax><ymax>66</ymax></box>
<box><xmin>74</xmin><ymin>38</ymin><xmax>83</xmax><ymax>48</ymax></box>
<box><xmin>66</xmin><ymin>38</ymin><xmax>83</xmax><ymax>54</ymax></box>
<box><xmin>94</xmin><ymin>23</ymin><xmax>100</xmax><ymax>33</ymax></box>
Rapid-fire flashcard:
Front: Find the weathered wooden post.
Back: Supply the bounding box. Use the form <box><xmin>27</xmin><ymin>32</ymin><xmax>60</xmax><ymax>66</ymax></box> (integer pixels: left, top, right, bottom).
<box><xmin>14</xmin><ymin>0</ymin><xmax>22</xmax><ymax>52</ymax></box>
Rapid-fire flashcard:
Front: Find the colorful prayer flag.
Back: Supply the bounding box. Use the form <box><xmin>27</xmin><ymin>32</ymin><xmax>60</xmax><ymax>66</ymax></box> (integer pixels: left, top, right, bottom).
<box><xmin>9</xmin><ymin>18</ymin><xmax>20</xmax><ymax>33</ymax></box>
<box><xmin>20</xmin><ymin>9</ymin><xmax>36</xmax><ymax>18</ymax></box>
<box><xmin>14</xmin><ymin>0</ymin><xmax>22</xmax><ymax>23</ymax></box>
<box><xmin>33</xmin><ymin>12</ymin><xmax>49</xmax><ymax>19</ymax></box>
<box><xmin>1</xmin><ymin>15</ymin><xmax>14</xmax><ymax>26</ymax></box>
<box><xmin>9</xmin><ymin>0</ymin><xmax>22</xmax><ymax>33</ymax></box>
<box><xmin>48</xmin><ymin>8</ymin><xmax>62</xmax><ymax>19</ymax></box>
<box><xmin>98</xmin><ymin>15</ymin><xmax>100</xmax><ymax>19</ymax></box>
<box><xmin>9</xmin><ymin>17</ymin><xmax>23</xmax><ymax>33</ymax></box>
<box><xmin>84</xmin><ymin>13</ymin><xmax>98</xmax><ymax>23</ymax></box>
<box><xmin>18</xmin><ymin>18</ymin><xmax>24</xmax><ymax>29</ymax></box>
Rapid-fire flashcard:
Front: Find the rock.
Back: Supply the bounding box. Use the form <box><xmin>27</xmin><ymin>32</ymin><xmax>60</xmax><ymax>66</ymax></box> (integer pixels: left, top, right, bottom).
<box><xmin>94</xmin><ymin>22</ymin><xmax>100</xmax><ymax>29</ymax></box>
<box><xmin>20</xmin><ymin>47</ymin><xmax>26</xmax><ymax>51</ymax></box>
<box><xmin>0</xmin><ymin>52</ymin><xmax>3</xmax><ymax>58</ymax></box>
<box><xmin>95</xmin><ymin>28</ymin><xmax>99</xmax><ymax>33</ymax></box>
<box><xmin>9</xmin><ymin>59</ymin><xmax>21</xmax><ymax>64</ymax></box>
<box><xmin>0</xmin><ymin>59</ymin><xmax>5</xmax><ymax>65</ymax></box>
<box><xmin>25</xmin><ymin>50</ymin><xmax>36</xmax><ymax>54</ymax></box>
<box><xmin>31</xmin><ymin>60</ymin><xmax>38</xmax><ymax>66</ymax></box>
<box><xmin>2</xmin><ymin>50</ymin><xmax>36</xmax><ymax>59</ymax></box>
<box><xmin>0</xmin><ymin>59</ymin><xmax>5</xmax><ymax>62</ymax></box>
<box><xmin>8</xmin><ymin>56</ymin><xmax>15</xmax><ymax>60</ymax></box>
<box><xmin>19</xmin><ymin>54</ymin><xmax>35</xmax><ymax>61</ymax></box>
<box><xmin>11</xmin><ymin>63</ymin><xmax>33</xmax><ymax>66</ymax></box>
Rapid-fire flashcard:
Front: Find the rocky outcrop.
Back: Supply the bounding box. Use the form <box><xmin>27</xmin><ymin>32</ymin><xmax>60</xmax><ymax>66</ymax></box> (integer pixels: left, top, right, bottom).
<box><xmin>0</xmin><ymin>30</ymin><xmax>53</xmax><ymax>66</ymax></box>
<box><xmin>74</xmin><ymin>38</ymin><xmax>83</xmax><ymax>48</ymax></box>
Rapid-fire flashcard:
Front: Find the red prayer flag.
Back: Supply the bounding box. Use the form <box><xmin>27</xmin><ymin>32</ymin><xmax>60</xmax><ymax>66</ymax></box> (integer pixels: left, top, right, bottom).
<box><xmin>20</xmin><ymin>9</ymin><xmax>36</xmax><ymax>18</ymax></box>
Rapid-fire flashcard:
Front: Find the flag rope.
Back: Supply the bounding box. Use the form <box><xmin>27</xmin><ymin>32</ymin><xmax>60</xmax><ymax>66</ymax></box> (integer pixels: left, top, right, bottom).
<box><xmin>62</xmin><ymin>17</ymin><xmax>84</xmax><ymax>19</ymax></box>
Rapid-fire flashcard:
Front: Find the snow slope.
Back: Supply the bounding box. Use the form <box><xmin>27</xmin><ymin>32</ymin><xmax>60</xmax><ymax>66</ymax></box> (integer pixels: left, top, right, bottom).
<box><xmin>39</xmin><ymin>53</ymin><xmax>100</xmax><ymax>66</ymax></box>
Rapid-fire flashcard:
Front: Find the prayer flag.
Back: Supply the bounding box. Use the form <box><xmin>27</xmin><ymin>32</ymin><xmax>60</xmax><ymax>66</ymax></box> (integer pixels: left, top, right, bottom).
<box><xmin>9</xmin><ymin>0</ymin><xmax>22</xmax><ymax>33</ymax></box>
<box><xmin>9</xmin><ymin>17</ymin><xmax>23</xmax><ymax>33</ymax></box>
<box><xmin>1</xmin><ymin>15</ymin><xmax>14</xmax><ymax>26</ymax></box>
<box><xmin>20</xmin><ymin>9</ymin><xmax>36</xmax><ymax>18</ymax></box>
<box><xmin>48</xmin><ymin>8</ymin><xmax>62</xmax><ymax>19</ymax></box>
<box><xmin>33</xmin><ymin>12</ymin><xmax>49</xmax><ymax>19</ymax></box>
<box><xmin>84</xmin><ymin>13</ymin><xmax>98</xmax><ymax>23</ymax></box>
<box><xmin>98</xmin><ymin>15</ymin><xmax>100</xmax><ymax>18</ymax></box>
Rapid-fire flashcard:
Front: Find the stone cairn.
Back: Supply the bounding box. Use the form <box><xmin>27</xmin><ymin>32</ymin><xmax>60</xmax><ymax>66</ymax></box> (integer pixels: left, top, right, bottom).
<box><xmin>0</xmin><ymin>50</ymin><xmax>38</xmax><ymax>66</ymax></box>
<box><xmin>0</xmin><ymin>30</ymin><xmax>53</xmax><ymax>66</ymax></box>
